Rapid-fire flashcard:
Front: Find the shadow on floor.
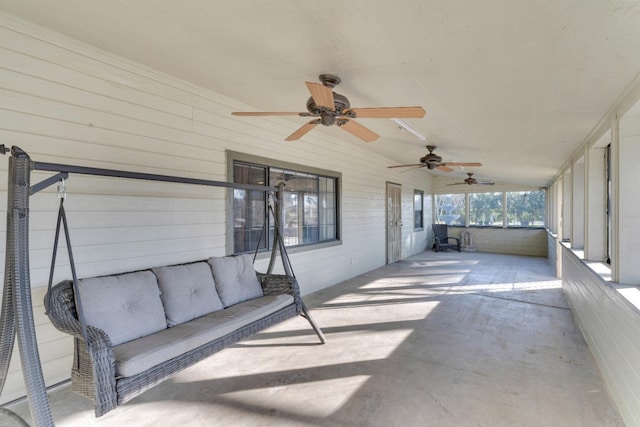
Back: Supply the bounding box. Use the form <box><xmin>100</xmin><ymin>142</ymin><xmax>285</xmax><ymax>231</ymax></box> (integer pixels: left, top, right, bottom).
<box><xmin>8</xmin><ymin>251</ymin><xmax>624</xmax><ymax>427</ymax></box>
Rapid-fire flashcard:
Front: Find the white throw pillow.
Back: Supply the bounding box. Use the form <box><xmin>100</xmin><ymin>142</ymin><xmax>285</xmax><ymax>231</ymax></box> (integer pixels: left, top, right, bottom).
<box><xmin>153</xmin><ymin>262</ymin><xmax>224</xmax><ymax>326</ymax></box>
<box><xmin>208</xmin><ymin>255</ymin><xmax>264</xmax><ymax>307</ymax></box>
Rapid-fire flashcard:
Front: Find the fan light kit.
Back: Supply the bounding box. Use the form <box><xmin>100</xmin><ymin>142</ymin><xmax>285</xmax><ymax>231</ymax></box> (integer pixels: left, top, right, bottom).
<box><xmin>232</xmin><ymin>74</ymin><xmax>426</xmax><ymax>142</ymax></box>
<box><xmin>387</xmin><ymin>145</ymin><xmax>482</xmax><ymax>172</ymax></box>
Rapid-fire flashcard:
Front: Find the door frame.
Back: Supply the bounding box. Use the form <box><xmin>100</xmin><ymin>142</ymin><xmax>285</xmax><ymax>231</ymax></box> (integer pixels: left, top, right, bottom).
<box><xmin>386</xmin><ymin>181</ymin><xmax>402</xmax><ymax>264</ymax></box>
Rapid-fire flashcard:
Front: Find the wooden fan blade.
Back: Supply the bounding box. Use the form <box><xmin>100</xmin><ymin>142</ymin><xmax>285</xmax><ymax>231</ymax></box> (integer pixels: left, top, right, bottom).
<box><xmin>338</xmin><ymin>119</ymin><xmax>379</xmax><ymax>142</ymax></box>
<box><xmin>346</xmin><ymin>106</ymin><xmax>426</xmax><ymax>118</ymax></box>
<box><xmin>387</xmin><ymin>164</ymin><xmax>425</xmax><ymax>169</ymax></box>
<box><xmin>440</xmin><ymin>162</ymin><xmax>483</xmax><ymax>167</ymax></box>
<box><xmin>436</xmin><ymin>165</ymin><xmax>454</xmax><ymax>172</ymax></box>
<box><xmin>306</xmin><ymin>82</ymin><xmax>335</xmax><ymax>109</ymax></box>
<box><xmin>478</xmin><ymin>182</ymin><xmax>495</xmax><ymax>185</ymax></box>
<box><xmin>446</xmin><ymin>183</ymin><xmax>467</xmax><ymax>186</ymax></box>
<box><xmin>232</xmin><ymin>111</ymin><xmax>306</xmax><ymax>116</ymax></box>
<box><xmin>285</xmin><ymin>119</ymin><xmax>320</xmax><ymax>141</ymax></box>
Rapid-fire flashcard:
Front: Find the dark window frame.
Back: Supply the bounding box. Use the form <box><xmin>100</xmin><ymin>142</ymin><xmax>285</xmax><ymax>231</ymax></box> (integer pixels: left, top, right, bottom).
<box><xmin>414</xmin><ymin>189</ymin><xmax>424</xmax><ymax>231</ymax></box>
<box><xmin>227</xmin><ymin>151</ymin><xmax>341</xmax><ymax>256</ymax></box>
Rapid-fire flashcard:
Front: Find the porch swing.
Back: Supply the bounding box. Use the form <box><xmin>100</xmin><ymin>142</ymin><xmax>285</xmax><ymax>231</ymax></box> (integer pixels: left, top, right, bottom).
<box><xmin>0</xmin><ymin>146</ymin><xmax>325</xmax><ymax>426</ymax></box>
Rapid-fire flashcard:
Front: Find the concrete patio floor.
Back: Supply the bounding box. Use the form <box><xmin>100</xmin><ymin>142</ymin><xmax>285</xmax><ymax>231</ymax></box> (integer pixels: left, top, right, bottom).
<box><xmin>7</xmin><ymin>251</ymin><xmax>624</xmax><ymax>426</ymax></box>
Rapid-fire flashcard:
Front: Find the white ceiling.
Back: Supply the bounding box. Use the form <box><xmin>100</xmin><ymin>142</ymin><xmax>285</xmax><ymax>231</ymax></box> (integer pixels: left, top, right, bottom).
<box><xmin>2</xmin><ymin>0</ymin><xmax>640</xmax><ymax>187</ymax></box>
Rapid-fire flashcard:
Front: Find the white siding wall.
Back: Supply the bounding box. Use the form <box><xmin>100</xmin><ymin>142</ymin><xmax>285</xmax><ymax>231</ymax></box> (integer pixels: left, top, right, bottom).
<box><xmin>562</xmin><ymin>246</ymin><xmax>640</xmax><ymax>427</ymax></box>
<box><xmin>547</xmin><ymin>231</ymin><xmax>559</xmax><ymax>277</ymax></box>
<box><xmin>617</xmin><ymin>106</ymin><xmax>640</xmax><ymax>283</ymax></box>
<box><xmin>0</xmin><ymin>13</ymin><xmax>433</xmax><ymax>403</ymax></box>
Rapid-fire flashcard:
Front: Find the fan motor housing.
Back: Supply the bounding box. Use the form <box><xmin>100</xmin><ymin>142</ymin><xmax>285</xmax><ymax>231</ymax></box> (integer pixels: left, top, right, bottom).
<box><xmin>306</xmin><ymin>93</ymin><xmax>350</xmax><ymax>114</ymax></box>
<box><xmin>420</xmin><ymin>153</ymin><xmax>442</xmax><ymax>166</ymax></box>
<box><xmin>306</xmin><ymin>92</ymin><xmax>351</xmax><ymax>126</ymax></box>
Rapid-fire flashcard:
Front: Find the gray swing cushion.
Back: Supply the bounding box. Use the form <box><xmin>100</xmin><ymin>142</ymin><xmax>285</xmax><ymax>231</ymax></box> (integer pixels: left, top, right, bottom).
<box><xmin>208</xmin><ymin>254</ymin><xmax>263</xmax><ymax>307</ymax></box>
<box><xmin>113</xmin><ymin>293</ymin><xmax>294</xmax><ymax>377</ymax></box>
<box><xmin>152</xmin><ymin>262</ymin><xmax>224</xmax><ymax>327</ymax></box>
<box><xmin>77</xmin><ymin>271</ymin><xmax>167</xmax><ymax>346</ymax></box>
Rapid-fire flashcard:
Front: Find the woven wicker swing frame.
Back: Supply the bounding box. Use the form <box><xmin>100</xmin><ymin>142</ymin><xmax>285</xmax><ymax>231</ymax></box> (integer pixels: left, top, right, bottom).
<box><xmin>0</xmin><ymin>145</ymin><xmax>325</xmax><ymax>426</ymax></box>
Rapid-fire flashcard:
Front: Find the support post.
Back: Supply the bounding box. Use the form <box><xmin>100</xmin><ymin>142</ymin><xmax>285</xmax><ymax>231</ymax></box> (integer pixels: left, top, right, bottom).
<box><xmin>0</xmin><ymin>147</ymin><xmax>54</xmax><ymax>426</ymax></box>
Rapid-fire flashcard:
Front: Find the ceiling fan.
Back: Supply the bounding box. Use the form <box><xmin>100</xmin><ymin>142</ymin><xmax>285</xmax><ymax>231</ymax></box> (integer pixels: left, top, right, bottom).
<box><xmin>232</xmin><ymin>74</ymin><xmax>426</xmax><ymax>143</ymax></box>
<box><xmin>447</xmin><ymin>173</ymin><xmax>495</xmax><ymax>186</ymax></box>
<box><xmin>387</xmin><ymin>145</ymin><xmax>482</xmax><ymax>172</ymax></box>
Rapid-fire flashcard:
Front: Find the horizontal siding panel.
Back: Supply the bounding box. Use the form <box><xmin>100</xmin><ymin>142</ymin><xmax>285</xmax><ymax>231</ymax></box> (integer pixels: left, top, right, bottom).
<box><xmin>30</xmin><ymin>194</ymin><xmax>223</xmax><ymax>212</ymax></box>
<box><xmin>562</xmin><ymin>247</ymin><xmax>640</xmax><ymax>427</ymax></box>
<box><xmin>0</xmin><ymin>22</ymin><xmax>242</xmax><ymax>114</ymax></box>
<box><xmin>28</xmin><ymin>223</ymin><xmax>221</xmax><ymax>251</ymax></box>
<box><xmin>29</xmin><ymin>234</ymin><xmax>222</xmax><ymax>266</ymax></box>
<box><xmin>0</xmin><ymin>67</ymin><xmax>193</xmax><ymax>131</ymax></box>
<box><xmin>0</xmin><ymin>88</ymin><xmax>216</xmax><ymax>148</ymax></box>
<box><xmin>25</xmin><ymin>209</ymin><xmax>220</xmax><ymax>233</ymax></box>
<box><xmin>0</xmin><ymin>111</ymin><xmax>224</xmax><ymax>170</ymax></box>
<box><xmin>2</xmin><ymin>352</ymin><xmax>74</xmax><ymax>404</ymax></box>
<box><xmin>8</xmin><ymin>329</ymin><xmax>72</xmax><ymax>376</ymax></box>
<box><xmin>0</xmin><ymin>39</ymin><xmax>193</xmax><ymax>118</ymax></box>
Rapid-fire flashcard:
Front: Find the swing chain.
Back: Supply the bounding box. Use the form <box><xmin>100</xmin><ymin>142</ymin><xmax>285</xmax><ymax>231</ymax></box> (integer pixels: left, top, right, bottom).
<box><xmin>57</xmin><ymin>178</ymin><xmax>66</xmax><ymax>200</ymax></box>
<box><xmin>267</xmin><ymin>190</ymin><xmax>275</xmax><ymax>208</ymax></box>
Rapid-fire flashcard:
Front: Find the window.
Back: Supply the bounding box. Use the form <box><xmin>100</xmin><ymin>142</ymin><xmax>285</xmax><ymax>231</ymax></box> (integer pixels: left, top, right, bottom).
<box><xmin>233</xmin><ymin>160</ymin><xmax>339</xmax><ymax>253</ymax></box>
<box><xmin>507</xmin><ymin>191</ymin><xmax>545</xmax><ymax>227</ymax></box>
<box><xmin>437</xmin><ymin>190</ymin><xmax>546</xmax><ymax>229</ymax></box>
<box><xmin>233</xmin><ymin>163</ymin><xmax>267</xmax><ymax>253</ymax></box>
<box><xmin>469</xmin><ymin>192</ymin><xmax>503</xmax><ymax>227</ymax></box>
<box><xmin>414</xmin><ymin>190</ymin><xmax>424</xmax><ymax>230</ymax></box>
<box><xmin>435</xmin><ymin>194</ymin><xmax>465</xmax><ymax>225</ymax></box>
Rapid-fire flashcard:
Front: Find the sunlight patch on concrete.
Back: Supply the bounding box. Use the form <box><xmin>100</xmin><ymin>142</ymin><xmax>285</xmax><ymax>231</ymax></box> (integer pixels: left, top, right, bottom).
<box><xmin>427</xmin><ymin>280</ymin><xmax>562</xmax><ymax>294</ymax></box>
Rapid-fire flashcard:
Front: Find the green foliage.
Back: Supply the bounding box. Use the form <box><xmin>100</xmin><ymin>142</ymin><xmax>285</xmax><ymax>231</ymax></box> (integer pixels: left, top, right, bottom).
<box><xmin>469</xmin><ymin>192</ymin><xmax>503</xmax><ymax>226</ymax></box>
<box><xmin>434</xmin><ymin>190</ymin><xmax>546</xmax><ymax>228</ymax></box>
<box><xmin>507</xmin><ymin>191</ymin><xmax>545</xmax><ymax>226</ymax></box>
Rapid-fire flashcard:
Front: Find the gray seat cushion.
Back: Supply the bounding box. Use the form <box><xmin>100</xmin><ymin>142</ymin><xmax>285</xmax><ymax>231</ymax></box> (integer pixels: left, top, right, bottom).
<box><xmin>113</xmin><ymin>294</ymin><xmax>293</xmax><ymax>377</ymax></box>
<box><xmin>208</xmin><ymin>255</ymin><xmax>263</xmax><ymax>307</ymax></box>
<box><xmin>152</xmin><ymin>262</ymin><xmax>224</xmax><ymax>326</ymax></box>
<box><xmin>77</xmin><ymin>271</ymin><xmax>167</xmax><ymax>346</ymax></box>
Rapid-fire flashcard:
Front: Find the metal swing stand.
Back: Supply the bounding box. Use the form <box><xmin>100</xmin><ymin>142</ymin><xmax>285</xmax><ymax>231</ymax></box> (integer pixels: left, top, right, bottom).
<box><xmin>0</xmin><ymin>147</ymin><xmax>54</xmax><ymax>426</ymax></box>
<box><xmin>266</xmin><ymin>184</ymin><xmax>326</xmax><ymax>344</ymax></box>
<box><xmin>0</xmin><ymin>146</ymin><xmax>325</xmax><ymax>427</ymax></box>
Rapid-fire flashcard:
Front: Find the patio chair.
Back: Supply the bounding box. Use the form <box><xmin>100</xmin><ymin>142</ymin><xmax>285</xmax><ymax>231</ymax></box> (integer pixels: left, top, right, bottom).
<box><xmin>432</xmin><ymin>224</ymin><xmax>461</xmax><ymax>252</ymax></box>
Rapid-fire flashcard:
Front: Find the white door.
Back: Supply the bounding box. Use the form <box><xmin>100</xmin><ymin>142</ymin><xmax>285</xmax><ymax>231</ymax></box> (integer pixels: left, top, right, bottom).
<box><xmin>387</xmin><ymin>182</ymin><xmax>402</xmax><ymax>264</ymax></box>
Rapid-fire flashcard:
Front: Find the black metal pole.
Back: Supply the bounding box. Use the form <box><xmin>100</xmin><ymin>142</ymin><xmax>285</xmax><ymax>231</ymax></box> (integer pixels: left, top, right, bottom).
<box><xmin>32</xmin><ymin>161</ymin><xmax>276</xmax><ymax>193</ymax></box>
